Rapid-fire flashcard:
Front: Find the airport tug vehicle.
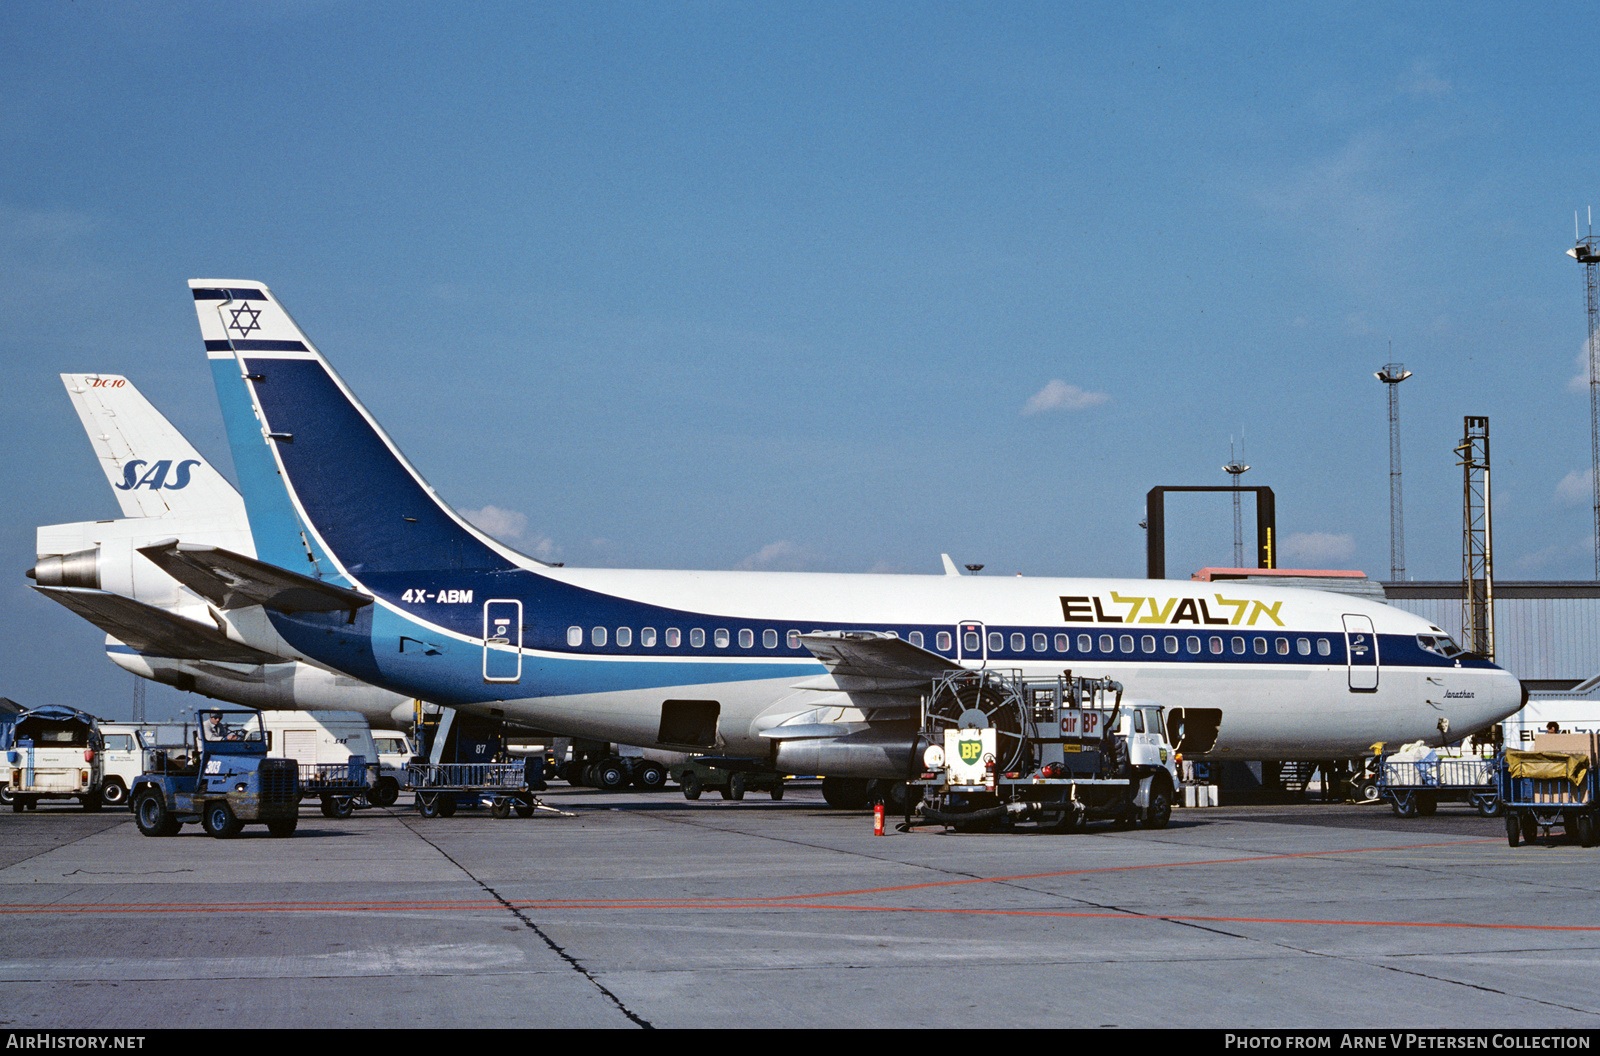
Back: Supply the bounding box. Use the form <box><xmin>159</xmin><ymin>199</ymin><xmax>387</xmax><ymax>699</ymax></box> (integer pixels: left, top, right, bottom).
<box><xmin>130</xmin><ymin>708</ymin><xmax>300</xmax><ymax>838</ymax></box>
<box><xmin>906</xmin><ymin>671</ymin><xmax>1178</xmax><ymax>833</ymax></box>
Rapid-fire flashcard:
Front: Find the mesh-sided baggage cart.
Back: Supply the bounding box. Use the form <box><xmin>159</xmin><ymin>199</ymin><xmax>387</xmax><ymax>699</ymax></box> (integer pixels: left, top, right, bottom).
<box><xmin>1376</xmin><ymin>754</ymin><xmax>1498</xmax><ymax>818</ymax></box>
<box><xmin>1499</xmin><ymin>749</ymin><xmax>1600</xmax><ymax>847</ymax></box>
<box><xmin>407</xmin><ymin>761</ymin><xmax>569</xmax><ymax>819</ymax></box>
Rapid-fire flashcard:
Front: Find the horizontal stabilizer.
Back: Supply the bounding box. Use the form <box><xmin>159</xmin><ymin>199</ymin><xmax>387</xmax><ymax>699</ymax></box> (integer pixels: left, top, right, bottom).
<box><xmin>799</xmin><ymin>631</ymin><xmax>961</xmax><ymax>682</ymax></box>
<box><xmin>135</xmin><ymin>540</ymin><xmax>372</xmax><ymax>614</ymax></box>
<box><xmin>33</xmin><ymin>586</ymin><xmax>280</xmax><ymax>664</ymax></box>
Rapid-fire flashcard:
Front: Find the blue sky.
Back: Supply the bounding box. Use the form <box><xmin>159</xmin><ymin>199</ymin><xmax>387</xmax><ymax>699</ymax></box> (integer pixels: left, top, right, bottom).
<box><xmin>3</xmin><ymin>1</ymin><xmax>1597</xmax><ymax>719</ymax></box>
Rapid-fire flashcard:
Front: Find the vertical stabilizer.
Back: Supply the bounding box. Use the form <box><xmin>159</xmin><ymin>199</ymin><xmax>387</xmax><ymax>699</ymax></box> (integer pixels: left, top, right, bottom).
<box><xmin>61</xmin><ymin>373</ymin><xmax>245</xmax><ymax>523</ymax></box>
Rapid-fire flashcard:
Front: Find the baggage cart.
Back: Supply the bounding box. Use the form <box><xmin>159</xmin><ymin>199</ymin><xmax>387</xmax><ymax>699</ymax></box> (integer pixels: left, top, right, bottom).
<box><xmin>298</xmin><ymin>758</ymin><xmax>371</xmax><ymax>818</ymax></box>
<box><xmin>1498</xmin><ymin>749</ymin><xmax>1600</xmax><ymax>847</ymax></box>
<box><xmin>1377</xmin><ymin>753</ymin><xmax>1498</xmax><ymax>818</ymax></box>
<box><xmin>407</xmin><ymin>760</ymin><xmax>569</xmax><ymax>819</ymax></box>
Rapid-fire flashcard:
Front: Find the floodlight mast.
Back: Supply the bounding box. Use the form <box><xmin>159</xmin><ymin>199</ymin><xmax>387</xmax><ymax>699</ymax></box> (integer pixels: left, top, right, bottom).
<box><xmin>1569</xmin><ymin>209</ymin><xmax>1600</xmax><ymax>579</ymax></box>
<box><xmin>1223</xmin><ymin>439</ymin><xmax>1249</xmax><ymax>568</ymax></box>
<box><xmin>1375</xmin><ymin>362</ymin><xmax>1413</xmax><ymax>581</ymax></box>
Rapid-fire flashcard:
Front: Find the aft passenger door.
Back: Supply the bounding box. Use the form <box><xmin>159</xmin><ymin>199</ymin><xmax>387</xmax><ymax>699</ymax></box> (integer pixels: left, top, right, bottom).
<box><xmin>483</xmin><ymin>599</ymin><xmax>523</xmax><ymax>684</ymax></box>
<box><xmin>1342</xmin><ymin>614</ymin><xmax>1379</xmax><ymax>692</ymax></box>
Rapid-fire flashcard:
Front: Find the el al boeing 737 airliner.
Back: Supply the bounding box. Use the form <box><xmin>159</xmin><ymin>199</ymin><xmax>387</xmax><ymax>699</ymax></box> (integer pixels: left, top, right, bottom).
<box><xmin>106</xmin><ymin>279</ymin><xmax>1522</xmax><ymax>785</ymax></box>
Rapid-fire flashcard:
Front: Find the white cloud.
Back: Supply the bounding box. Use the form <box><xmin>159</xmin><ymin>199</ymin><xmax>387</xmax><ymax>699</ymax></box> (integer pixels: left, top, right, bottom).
<box><xmin>735</xmin><ymin>540</ymin><xmax>824</xmax><ymax>572</ymax></box>
<box><xmin>460</xmin><ymin>505</ymin><xmax>561</xmax><ymax>563</ymax></box>
<box><xmin>1568</xmin><ymin>342</ymin><xmax>1597</xmax><ymax>394</ymax></box>
<box><xmin>1280</xmin><ymin>531</ymin><xmax>1356</xmax><ymax>566</ymax></box>
<box><xmin>1021</xmin><ymin>380</ymin><xmax>1109</xmax><ymax>416</ymax></box>
<box><xmin>1557</xmin><ymin>469</ymin><xmax>1593</xmax><ymax>507</ymax></box>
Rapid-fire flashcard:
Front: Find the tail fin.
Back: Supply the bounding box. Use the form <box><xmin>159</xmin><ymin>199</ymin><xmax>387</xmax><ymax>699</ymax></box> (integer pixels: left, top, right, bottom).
<box><xmin>189</xmin><ymin>280</ymin><xmax>517</xmax><ymax>583</ymax></box>
<box><xmin>61</xmin><ymin>373</ymin><xmax>246</xmax><ymax>523</ymax></box>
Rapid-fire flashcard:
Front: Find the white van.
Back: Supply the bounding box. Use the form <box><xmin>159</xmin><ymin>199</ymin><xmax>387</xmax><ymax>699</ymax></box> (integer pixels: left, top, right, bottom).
<box><xmin>98</xmin><ymin>722</ymin><xmax>192</xmax><ymax>807</ymax></box>
<box><xmin>369</xmin><ymin>732</ymin><xmax>414</xmax><ymax>804</ymax></box>
<box><xmin>258</xmin><ymin>711</ymin><xmax>387</xmax><ymax>805</ymax></box>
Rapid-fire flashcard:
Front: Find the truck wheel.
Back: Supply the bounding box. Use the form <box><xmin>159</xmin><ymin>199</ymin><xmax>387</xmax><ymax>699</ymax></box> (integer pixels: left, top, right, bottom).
<box><xmin>134</xmin><ymin>791</ymin><xmax>180</xmax><ymax>837</ymax></box>
<box><xmin>682</xmin><ymin>772</ymin><xmax>703</xmax><ymax>800</ymax></box>
<box><xmin>370</xmin><ymin>778</ymin><xmax>399</xmax><ymax>807</ymax></box>
<box><xmin>437</xmin><ymin>794</ymin><xmax>457</xmax><ymax>818</ymax></box>
<box><xmin>1577</xmin><ymin>813</ymin><xmax>1598</xmax><ymax>848</ymax></box>
<box><xmin>1140</xmin><ymin>779</ymin><xmax>1173</xmax><ymax>830</ymax></box>
<box><xmin>729</xmin><ymin>773</ymin><xmax>746</xmax><ymax>801</ymax></box>
<box><xmin>267</xmin><ymin>817</ymin><xmax>298</xmax><ymax>837</ymax></box>
<box><xmin>514</xmin><ymin>797</ymin><xmax>534</xmax><ymax>818</ymax></box>
<box><xmin>1521</xmin><ymin>813</ymin><xmax>1539</xmax><ymax>843</ymax></box>
<box><xmin>1506</xmin><ymin>813</ymin><xmax>1521</xmax><ymax>847</ymax></box>
<box><xmin>1351</xmin><ymin>777</ymin><xmax>1380</xmax><ymax>804</ymax></box>
<box><xmin>100</xmin><ymin>779</ymin><xmax>127</xmax><ymax>808</ymax></box>
<box><xmin>320</xmin><ymin>796</ymin><xmax>354</xmax><ymax>819</ymax></box>
<box><xmin>202</xmin><ymin>802</ymin><xmax>244</xmax><ymax>839</ymax></box>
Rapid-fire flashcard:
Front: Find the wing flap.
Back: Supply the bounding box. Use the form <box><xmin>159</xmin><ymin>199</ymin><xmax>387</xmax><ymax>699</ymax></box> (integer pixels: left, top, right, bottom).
<box><xmin>136</xmin><ymin>540</ymin><xmax>372</xmax><ymax>614</ymax></box>
<box><xmin>798</xmin><ymin>631</ymin><xmax>961</xmax><ymax>683</ymax></box>
<box><xmin>34</xmin><ymin>586</ymin><xmax>280</xmax><ymax>664</ymax></box>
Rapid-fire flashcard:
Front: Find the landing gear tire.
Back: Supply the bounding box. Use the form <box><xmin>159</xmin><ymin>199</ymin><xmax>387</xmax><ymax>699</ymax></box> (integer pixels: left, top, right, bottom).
<box><xmin>597</xmin><ymin>761</ymin><xmax>629</xmax><ymax>791</ymax></box>
<box><xmin>202</xmin><ymin>801</ymin><xmax>243</xmax><ymax>839</ymax></box>
<box><xmin>821</xmin><ymin>777</ymin><xmax>871</xmax><ymax>810</ymax></box>
<box><xmin>634</xmin><ymin>764</ymin><xmax>667</xmax><ymax>791</ymax></box>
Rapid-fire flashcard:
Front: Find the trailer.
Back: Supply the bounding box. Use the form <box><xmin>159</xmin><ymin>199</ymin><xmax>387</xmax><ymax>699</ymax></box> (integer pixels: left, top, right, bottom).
<box><xmin>1499</xmin><ymin>732</ymin><xmax>1600</xmax><ymax>847</ymax></box>
<box><xmin>672</xmin><ymin>757</ymin><xmax>786</xmax><ymax>801</ymax></box>
<box><xmin>407</xmin><ymin>760</ymin><xmax>569</xmax><ymax>819</ymax></box>
<box><xmin>1376</xmin><ymin>746</ymin><xmax>1499</xmax><ymax>818</ymax></box>
<box><xmin>906</xmin><ymin>670</ymin><xmax>1178</xmax><ymax>833</ymax></box>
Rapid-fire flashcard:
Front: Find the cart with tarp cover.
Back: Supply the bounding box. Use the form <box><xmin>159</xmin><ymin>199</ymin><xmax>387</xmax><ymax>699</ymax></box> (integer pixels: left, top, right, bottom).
<box><xmin>1499</xmin><ymin>739</ymin><xmax>1600</xmax><ymax>847</ymax></box>
<box><xmin>1376</xmin><ymin>745</ymin><xmax>1498</xmax><ymax>818</ymax></box>
<box><xmin>406</xmin><ymin>760</ymin><xmax>568</xmax><ymax>819</ymax></box>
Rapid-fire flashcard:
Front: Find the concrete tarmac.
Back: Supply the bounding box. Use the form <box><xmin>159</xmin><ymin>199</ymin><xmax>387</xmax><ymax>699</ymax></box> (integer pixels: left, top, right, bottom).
<box><xmin>2</xmin><ymin>786</ymin><xmax>1598</xmax><ymax>1030</ymax></box>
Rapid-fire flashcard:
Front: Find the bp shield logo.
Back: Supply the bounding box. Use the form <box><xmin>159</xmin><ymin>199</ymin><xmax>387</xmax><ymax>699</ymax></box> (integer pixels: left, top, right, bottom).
<box><xmin>959</xmin><ymin>737</ymin><xmax>983</xmax><ymax>765</ymax></box>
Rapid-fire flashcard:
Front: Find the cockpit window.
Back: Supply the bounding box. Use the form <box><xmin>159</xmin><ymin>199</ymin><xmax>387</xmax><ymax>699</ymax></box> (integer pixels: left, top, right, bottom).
<box><xmin>1417</xmin><ymin>633</ymin><xmax>1465</xmax><ymax>659</ymax></box>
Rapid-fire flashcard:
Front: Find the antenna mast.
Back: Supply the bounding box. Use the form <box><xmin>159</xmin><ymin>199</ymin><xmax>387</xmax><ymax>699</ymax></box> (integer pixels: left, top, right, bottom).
<box><xmin>1223</xmin><ymin>438</ymin><xmax>1249</xmax><ymax>567</ymax></box>
<box><xmin>1569</xmin><ymin>208</ymin><xmax>1600</xmax><ymax>578</ymax></box>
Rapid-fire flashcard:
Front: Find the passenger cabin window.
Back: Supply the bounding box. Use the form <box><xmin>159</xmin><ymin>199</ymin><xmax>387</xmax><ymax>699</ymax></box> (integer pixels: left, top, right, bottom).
<box><xmin>1187</xmin><ymin>636</ymin><xmax>1201</xmax><ymax>654</ymax></box>
<box><xmin>1079</xmin><ymin>634</ymin><xmax>1093</xmax><ymax>652</ymax></box>
<box><xmin>1209</xmin><ymin>637</ymin><xmax>1223</xmax><ymax>654</ymax></box>
<box><xmin>1011</xmin><ymin>633</ymin><xmax>1025</xmax><ymax>651</ymax></box>
<box><xmin>1231</xmin><ymin>637</ymin><xmax>1245</xmax><ymax>655</ymax></box>
<box><xmin>910</xmin><ymin>631</ymin><xmax>924</xmax><ymax>648</ymax></box>
<box><xmin>937</xmin><ymin>631</ymin><xmax>952</xmax><ymax>652</ymax></box>
<box><xmin>1055</xmin><ymin>633</ymin><xmax>1070</xmax><ymax>652</ymax></box>
<box><xmin>1254</xmin><ymin>638</ymin><xmax>1267</xmax><ymax>655</ymax></box>
<box><xmin>988</xmin><ymin>632</ymin><xmax>1004</xmax><ymax>652</ymax></box>
<box><xmin>617</xmin><ymin>627</ymin><xmax>632</xmax><ymax>648</ymax></box>
<box><xmin>1141</xmin><ymin>635</ymin><xmax>1156</xmax><ymax>653</ymax></box>
<box><xmin>788</xmin><ymin>630</ymin><xmax>801</xmax><ymax>649</ymax></box>
<box><xmin>691</xmin><ymin>628</ymin><xmax>706</xmax><ymax>648</ymax></box>
<box><xmin>1120</xmin><ymin>635</ymin><xmax>1134</xmax><ymax>653</ymax></box>
<box><xmin>641</xmin><ymin>628</ymin><xmax>657</xmax><ymax>647</ymax></box>
<box><xmin>1317</xmin><ymin>638</ymin><xmax>1332</xmax><ymax>656</ymax></box>
<box><xmin>592</xmin><ymin>627</ymin><xmax>607</xmax><ymax>647</ymax></box>
<box><xmin>1164</xmin><ymin>635</ymin><xmax>1179</xmax><ymax>654</ymax></box>
<box><xmin>1099</xmin><ymin>634</ymin><xmax>1114</xmax><ymax>653</ymax></box>
<box><xmin>764</xmin><ymin>629</ymin><xmax>778</xmax><ymax>648</ymax></box>
<box><xmin>567</xmin><ymin>626</ymin><xmax>583</xmax><ymax>647</ymax></box>
<box><xmin>666</xmin><ymin>628</ymin><xmax>682</xmax><ymax>648</ymax></box>
<box><xmin>1297</xmin><ymin>638</ymin><xmax>1310</xmax><ymax>656</ymax></box>
<box><xmin>1033</xmin><ymin>633</ymin><xmax>1047</xmax><ymax>652</ymax></box>
<box><xmin>964</xmin><ymin>631</ymin><xmax>981</xmax><ymax>652</ymax></box>
<box><xmin>1276</xmin><ymin>638</ymin><xmax>1289</xmax><ymax>655</ymax></box>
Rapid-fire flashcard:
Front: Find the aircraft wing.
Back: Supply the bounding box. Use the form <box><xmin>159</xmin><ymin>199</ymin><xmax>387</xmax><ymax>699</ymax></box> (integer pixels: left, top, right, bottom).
<box><xmin>799</xmin><ymin>631</ymin><xmax>962</xmax><ymax>684</ymax></box>
<box><xmin>135</xmin><ymin>540</ymin><xmax>373</xmax><ymax>615</ymax></box>
<box><xmin>33</xmin><ymin>585</ymin><xmax>281</xmax><ymax>664</ymax></box>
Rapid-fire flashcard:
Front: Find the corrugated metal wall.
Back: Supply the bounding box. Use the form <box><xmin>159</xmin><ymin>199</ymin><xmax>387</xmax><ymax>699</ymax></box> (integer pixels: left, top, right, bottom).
<box><xmin>1383</xmin><ymin>582</ymin><xmax>1600</xmax><ymax>684</ymax></box>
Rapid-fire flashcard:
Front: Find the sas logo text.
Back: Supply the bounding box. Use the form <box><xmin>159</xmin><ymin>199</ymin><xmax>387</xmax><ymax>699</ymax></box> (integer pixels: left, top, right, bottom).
<box><xmin>115</xmin><ymin>459</ymin><xmax>202</xmax><ymax>491</ymax></box>
<box><xmin>1059</xmin><ymin>593</ymin><xmax>1285</xmax><ymax>627</ymax></box>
